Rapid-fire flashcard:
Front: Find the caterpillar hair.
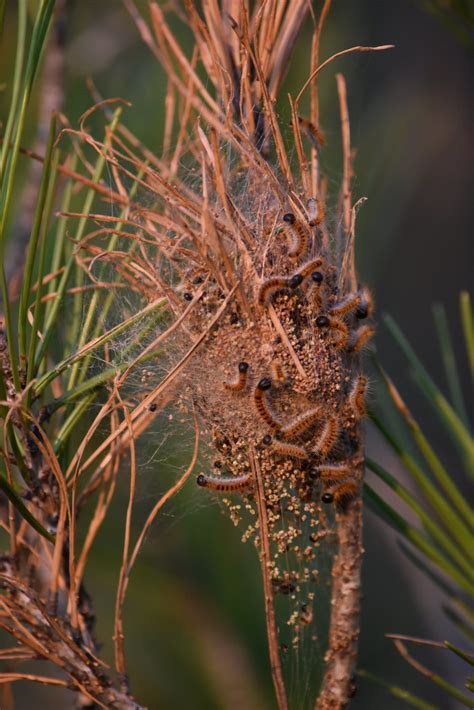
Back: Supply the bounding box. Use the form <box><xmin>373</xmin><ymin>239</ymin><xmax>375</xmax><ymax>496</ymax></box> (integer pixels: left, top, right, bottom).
<box><xmin>280</xmin><ymin>407</ymin><xmax>322</xmax><ymax>440</ymax></box>
<box><xmin>196</xmin><ymin>471</ymin><xmax>253</xmax><ymax>492</ymax></box>
<box><xmin>283</xmin><ymin>212</ymin><xmax>310</xmax><ymax>259</ymax></box>
<box><xmin>254</xmin><ymin>378</ymin><xmax>282</xmax><ymax>431</ymax></box>
<box><xmin>272</xmin><ymin>439</ymin><xmax>309</xmax><ymax>460</ymax></box>
<box><xmin>312</xmin><ymin>416</ymin><xmax>339</xmax><ymax>457</ymax></box>
<box><xmin>329</xmin><ymin>293</ymin><xmax>361</xmax><ymax>318</ymax></box>
<box><xmin>315</xmin><ymin>315</ymin><xmax>349</xmax><ymax>350</ymax></box>
<box><xmin>223</xmin><ymin>361</ymin><xmax>250</xmax><ymax>393</ymax></box>
<box><xmin>347</xmin><ymin>325</ymin><xmax>375</xmax><ymax>353</ymax></box>
<box><xmin>348</xmin><ymin>375</ymin><xmax>368</xmax><ymax>417</ymax></box>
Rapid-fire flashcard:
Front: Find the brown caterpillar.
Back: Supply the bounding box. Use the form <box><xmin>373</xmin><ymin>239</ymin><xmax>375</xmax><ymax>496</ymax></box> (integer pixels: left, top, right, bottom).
<box><xmin>308</xmin><ymin>270</ymin><xmax>324</xmax><ymax>309</ymax></box>
<box><xmin>270</xmin><ymin>359</ymin><xmax>286</xmax><ymax>385</ymax></box>
<box><xmin>297</xmin><ymin>116</ymin><xmax>326</xmax><ymax>149</ymax></box>
<box><xmin>196</xmin><ymin>471</ymin><xmax>253</xmax><ymax>492</ymax></box>
<box><xmin>312</xmin><ymin>416</ymin><xmax>339</xmax><ymax>457</ymax></box>
<box><xmin>329</xmin><ymin>293</ymin><xmax>361</xmax><ymax>317</ymax></box>
<box><xmin>223</xmin><ymin>361</ymin><xmax>249</xmax><ymax>393</ymax></box>
<box><xmin>254</xmin><ymin>378</ymin><xmax>281</xmax><ymax>431</ymax></box>
<box><xmin>257</xmin><ymin>277</ymin><xmax>292</xmax><ymax>305</ymax></box>
<box><xmin>272</xmin><ymin>439</ymin><xmax>309</xmax><ymax>460</ymax></box>
<box><xmin>355</xmin><ymin>285</ymin><xmax>374</xmax><ymax>319</ymax></box>
<box><xmin>283</xmin><ymin>212</ymin><xmax>309</xmax><ymax>259</ymax></box>
<box><xmin>280</xmin><ymin>407</ymin><xmax>322</xmax><ymax>440</ymax></box>
<box><xmin>348</xmin><ymin>374</ymin><xmax>368</xmax><ymax>417</ymax></box>
<box><xmin>315</xmin><ymin>315</ymin><xmax>349</xmax><ymax>350</ymax></box>
<box><xmin>322</xmin><ymin>481</ymin><xmax>359</xmax><ymax>509</ymax></box>
<box><xmin>348</xmin><ymin>325</ymin><xmax>375</xmax><ymax>353</ymax></box>
<box><xmin>334</xmin><ymin>480</ymin><xmax>359</xmax><ymax>507</ymax></box>
<box><xmin>297</xmin><ymin>258</ymin><xmax>324</xmax><ymax>281</ymax></box>
<box><xmin>317</xmin><ymin>463</ymin><xmax>352</xmax><ymax>483</ymax></box>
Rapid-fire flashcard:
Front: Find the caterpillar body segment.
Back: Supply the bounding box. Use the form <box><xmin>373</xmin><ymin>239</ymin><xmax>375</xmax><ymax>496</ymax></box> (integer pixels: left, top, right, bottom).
<box><xmin>196</xmin><ymin>471</ymin><xmax>252</xmax><ymax>492</ymax></box>
<box><xmin>283</xmin><ymin>212</ymin><xmax>310</xmax><ymax>259</ymax></box>
<box><xmin>329</xmin><ymin>293</ymin><xmax>361</xmax><ymax>317</ymax></box>
<box><xmin>315</xmin><ymin>315</ymin><xmax>349</xmax><ymax>350</ymax></box>
<box><xmin>223</xmin><ymin>361</ymin><xmax>249</xmax><ymax>393</ymax></box>
<box><xmin>312</xmin><ymin>416</ymin><xmax>339</xmax><ymax>457</ymax></box>
<box><xmin>348</xmin><ymin>375</ymin><xmax>368</xmax><ymax>417</ymax></box>
<box><xmin>272</xmin><ymin>439</ymin><xmax>309</xmax><ymax>460</ymax></box>
<box><xmin>348</xmin><ymin>325</ymin><xmax>375</xmax><ymax>353</ymax></box>
<box><xmin>254</xmin><ymin>378</ymin><xmax>281</xmax><ymax>431</ymax></box>
<box><xmin>280</xmin><ymin>407</ymin><xmax>323</xmax><ymax>440</ymax></box>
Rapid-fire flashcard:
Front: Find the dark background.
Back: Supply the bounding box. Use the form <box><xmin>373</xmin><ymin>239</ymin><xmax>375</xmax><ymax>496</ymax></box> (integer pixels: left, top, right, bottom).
<box><xmin>1</xmin><ymin>1</ymin><xmax>472</xmax><ymax>708</ymax></box>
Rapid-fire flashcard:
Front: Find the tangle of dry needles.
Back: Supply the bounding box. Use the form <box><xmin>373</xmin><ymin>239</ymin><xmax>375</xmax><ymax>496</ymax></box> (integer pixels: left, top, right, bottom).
<box><xmin>0</xmin><ymin>1</ymin><xmax>393</xmax><ymax>708</ymax></box>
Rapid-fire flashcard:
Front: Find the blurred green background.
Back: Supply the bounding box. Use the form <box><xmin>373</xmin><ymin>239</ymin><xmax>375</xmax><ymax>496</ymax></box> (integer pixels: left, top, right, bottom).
<box><xmin>1</xmin><ymin>1</ymin><xmax>472</xmax><ymax>708</ymax></box>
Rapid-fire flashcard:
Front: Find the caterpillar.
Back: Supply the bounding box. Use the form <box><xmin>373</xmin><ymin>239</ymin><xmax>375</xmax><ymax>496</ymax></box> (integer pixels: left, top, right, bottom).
<box><xmin>312</xmin><ymin>416</ymin><xmax>339</xmax><ymax>457</ymax></box>
<box><xmin>321</xmin><ymin>480</ymin><xmax>358</xmax><ymax>508</ymax></box>
<box><xmin>196</xmin><ymin>471</ymin><xmax>253</xmax><ymax>492</ymax></box>
<box><xmin>254</xmin><ymin>378</ymin><xmax>282</xmax><ymax>431</ymax></box>
<box><xmin>347</xmin><ymin>325</ymin><xmax>375</xmax><ymax>353</ymax></box>
<box><xmin>317</xmin><ymin>463</ymin><xmax>352</xmax><ymax>483</ymax></box>
<box><xmin>270</xmin><ymin>359</ymin><xmax>286</xmax><ymax>385</ymax></box>
<box><xmin>223</xmin><ymin>361</ymin><xmax>250</xmax><ymax>393</ymax></box>
<box><xmin>283</xmin><ymin>212</ymin><xmax>309</xmax><ymax>259</ymax></box>
<box><xmin>333</xmin><ymin>480</ymin><xmax>359</xmax><ymax>507</ymax></box>
<box><xmin>297</xmin><ymin>258</ymin><xmax>324</xmax><ymax>281</ymax></box>
<box><xmin>308</xmin><ymin>270</ymin><xmax>324</xmax><ymax>308</ymax></box>
<box><xmin>355</xmin><ymin>285</ymin><xmax>374</xmax><ymax>319</ymax></box>
<box><xmin>257</xmin><ymin>277</ymin><xmax>292</xmax><ymax>306</ymax></box>
<box><xmin>315</xmin><ymin>315</ymin><xmax>349</xmax><ymax>350</ymax></box>
<box><xmin>297</xmin><ymin>116</ymin><xmax>325</xmax><ymax>149</ymax></box>
<box><xmin>348</xmin><ymin>374</ymin><xmax>368</xmax><ymax>417</ymax></box>
<box><xmin>329</xmin><ymin>293</ymin><xmax>361</xmax><ymax>317</ymax></box>
<box><xmin>272</xmin><ymin>439</ymin><xmax>309</xmax><ymax>460</ymax></box>
<box><xmin>280</xmin><ymin>407</ymin><xmax>322</xmax><ymax>440</ymax></box>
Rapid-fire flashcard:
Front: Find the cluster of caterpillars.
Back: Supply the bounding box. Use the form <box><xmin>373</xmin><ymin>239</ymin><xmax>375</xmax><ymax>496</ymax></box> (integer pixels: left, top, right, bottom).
<box><xmin>197</xmin><ymin>363</ymin><xmax>367</xmax><ymax>509</ymax></box>
<box><xmin>196</xmin><ymin>210</ymin><xmax>374</xmax><ymax>510</ymax></box>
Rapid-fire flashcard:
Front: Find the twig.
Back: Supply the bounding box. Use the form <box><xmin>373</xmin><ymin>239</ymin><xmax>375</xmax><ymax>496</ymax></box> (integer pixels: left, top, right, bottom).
<box><xmin>250</xmin><ymin>448</ymin><xmax>288</xmax><ymax>710</ymax></box>
<box><xmin>316</xmin><ymin>485</ymin><xmax>364</xmax><ymax>710</ymax></box>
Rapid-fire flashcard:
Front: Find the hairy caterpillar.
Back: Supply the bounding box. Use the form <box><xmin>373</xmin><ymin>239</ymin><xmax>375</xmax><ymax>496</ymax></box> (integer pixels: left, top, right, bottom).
<box><xmin>355</xmin><ymin>286</ymin><xmax>374</xmax><ymax>319</ymax></box>
<box><xmin>283</xmin><ymin>212</ymin><xmax>310</xmax><ymax>259</ymax></box>
<box><xmin>270</xmin><ymin>359</ymin><xmax>286</xmax><ymax>385</ymax></box>
<box><xmin>272</xmin><ymin>439</ymin><xmax>309</xmax><ymax>460</ymax></box>
<box><xmin>196</xmin><ymin>471</ymin><xmax>253</xmax><ymax>492</ymax></box>
<box><xmin>322</xmin><ymin>481</ymin><xmax>359</xmax><ymax>509</ymax></box>
<box><xmin>329</xmin><ymin>293</ymin><xmax>361</xmax><ymax>317</ymax></box>
<box><xmin>312</xmin><ymin>416</ymin><xmax>339</xmax><ymax>457</ymax></box>
<box><xmin>315</xmin><ymin>315</ymin><xmax>350</xmax><ymax>350</ymax></box>
<box><xmin>280</xmin><ymin>407</ymin><xmax>322</xmax><ymax>440</ymax></box>
<box><xmin>348</xmin><ymin>325</ymin><xmax>375</xmax><ymax>353</ymax></box>
<box><xmin>223</xmin><ymin>361</ymin><xmax>250</xmax><ymax>393</ymax></box>
<box><xmin>348</xmin><ymin>375</ymin><xmax>368</xmax><ymax>417</ymax></box>
<box><xmin>253</xmin><ymin>378</ymin><xmax>281</xmax><ymax>431</ymax></box>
